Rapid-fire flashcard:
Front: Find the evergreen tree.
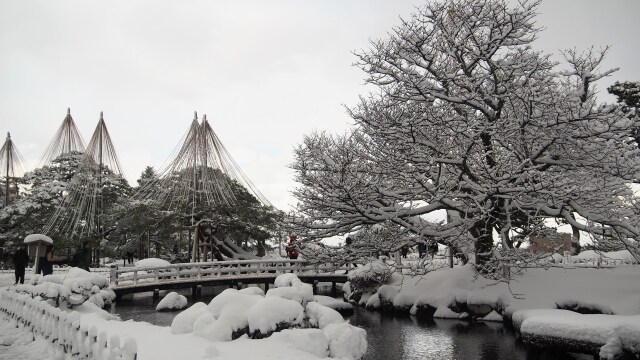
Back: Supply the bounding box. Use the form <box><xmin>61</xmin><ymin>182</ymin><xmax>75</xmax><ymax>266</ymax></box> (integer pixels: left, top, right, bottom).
<box><xmin>608</xmin><ymin>81</ymin><xmax>640</xmax><ymax>145</ymax></box>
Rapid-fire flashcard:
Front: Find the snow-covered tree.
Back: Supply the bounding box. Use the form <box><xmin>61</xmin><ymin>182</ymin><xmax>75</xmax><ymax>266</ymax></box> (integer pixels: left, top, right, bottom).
<box><xmin>0</xmin><ymin>152</ymin><xmax>85</xmax><ymax>247</ymax></box>
<box><xmin>608</xmin><ymin>81</ymin><xmax>640</xmax><ymax>146</ymax></box>
<box><xmin>111</xmin><ymin>166</ymin><xmax>282</xmax><ymax>261</ymax></box>
<box><xmin>0</xmin><ymin>151</ymin><xmax>131</xmax><ymax>252</ymax></box>
<box><xmin>290</xmin><ymin>0</ymin><xmax>640</xmax><ymax>273</ymax></box>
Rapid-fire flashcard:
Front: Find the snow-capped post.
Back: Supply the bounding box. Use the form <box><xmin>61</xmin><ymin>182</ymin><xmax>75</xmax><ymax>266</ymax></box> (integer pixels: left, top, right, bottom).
<box><xmin>24</xmin><ymin>234</ymin><xmax>54</xmax><ymax>275</ymax></box>
<box><xmin>110</xmin><ymin>265</ymin><xmax>118</xmax><ymax>286</ymax></box>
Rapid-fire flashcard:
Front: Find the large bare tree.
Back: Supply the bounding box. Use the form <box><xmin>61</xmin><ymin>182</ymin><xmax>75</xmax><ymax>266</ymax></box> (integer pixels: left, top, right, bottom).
<box><xmin>289</xmin><ymin>0</ymin><xmax>640</xmax><ymax>273</ymax></box>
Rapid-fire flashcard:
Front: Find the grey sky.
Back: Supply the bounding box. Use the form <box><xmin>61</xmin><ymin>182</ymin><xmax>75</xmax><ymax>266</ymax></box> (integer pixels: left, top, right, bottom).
<box><xmin>1</xmin><ymin>0</ymin><xmax>639</xmax><ymax>211</ymax></box>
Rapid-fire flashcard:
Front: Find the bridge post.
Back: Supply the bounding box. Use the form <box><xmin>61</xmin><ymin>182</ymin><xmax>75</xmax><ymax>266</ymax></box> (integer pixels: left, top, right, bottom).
<box><xmin>312</xmin><ymin>280</ymin><xmax>318</xmax><ymax>293</ymax></box>
<box><xmin>236</xmin><ymin>281</ymin><xmax>242</xmax><ymax>290</ymax></box>
<box><xmin>191</xmin><ymin>286</ymin><xmax>198</xmax><ymax>300</ymax></box>
<box><xmin>153</xmin><ymin>289</ymin><xmax>160</xmax><ymax>300</ymax></box>
<box><xmin>264</xmin><ymin>282</ymin><xmax>269</xmax><ymax>292</ymax></box>
<box><xmin>197</xmin><ymin>285</ymin><xmax>202</xmax><ymax>298</ymax></box>
<box><xmin>331</xmin><ymin>282</ymin><xmax>337</xmax><ymax>296</ymax></box>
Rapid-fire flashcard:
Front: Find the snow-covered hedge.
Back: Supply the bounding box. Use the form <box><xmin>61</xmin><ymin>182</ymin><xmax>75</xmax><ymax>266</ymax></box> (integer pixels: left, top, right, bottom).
<box><xmin>15</xmin><ymin>267</ymin><xmax>115</xmax><ymax>309</ymax></box>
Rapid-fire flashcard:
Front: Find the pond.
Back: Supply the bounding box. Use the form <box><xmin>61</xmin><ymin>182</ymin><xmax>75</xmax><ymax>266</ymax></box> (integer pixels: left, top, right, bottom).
<box><xmin>111</xmin><ymin>286</ymin><xmax>591</xmax><ymax>360</ymax></box>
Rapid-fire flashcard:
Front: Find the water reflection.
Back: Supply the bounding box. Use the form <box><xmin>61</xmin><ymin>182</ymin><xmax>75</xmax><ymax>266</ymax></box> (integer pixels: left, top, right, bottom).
<box><xmin>344</xmin><ymin>310</ymin><xmax>590</xmax><ymax>360</ymax></box>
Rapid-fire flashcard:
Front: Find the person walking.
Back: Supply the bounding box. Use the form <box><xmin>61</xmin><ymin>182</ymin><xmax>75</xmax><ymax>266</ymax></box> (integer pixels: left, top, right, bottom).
<box><xmin>13</xmin><ymin>245</ymin><xmax>29</xmax><ymax>284</ymax></box>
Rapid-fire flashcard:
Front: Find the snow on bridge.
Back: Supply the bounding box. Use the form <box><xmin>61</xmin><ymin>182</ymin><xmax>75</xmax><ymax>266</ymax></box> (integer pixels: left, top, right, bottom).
<box><xmin>109</xmin><ymin>259</ymin><xmax>349</xmax><ymax>298</ymax></box>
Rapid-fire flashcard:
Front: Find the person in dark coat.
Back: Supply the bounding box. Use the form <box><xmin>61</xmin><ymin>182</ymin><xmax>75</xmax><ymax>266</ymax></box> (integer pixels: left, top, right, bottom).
<box><xmin>13</xmin><ymin>245</ymin><xmax>29</xmax><ymax>284</ymax></box>
<box><xmin>40</xmin><ymin>245</ymin><xmax>54</xmax><ymax>276</ymax></box>
<box><xmin>74</xmin><ymin>241</ymin><xmax>92</xmax><ymax>271</ymax></box>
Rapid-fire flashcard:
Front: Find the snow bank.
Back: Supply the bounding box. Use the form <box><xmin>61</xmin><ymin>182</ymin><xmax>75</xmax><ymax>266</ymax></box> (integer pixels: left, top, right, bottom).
<box><xmin>156</xmin><ymin>292</ymin><xmax>187</xmax><ymax>311</ymax></box>
<box><xmin>515</xmin><ymin>309</ymin><xmax>640</xmax><ymax>359</ymax></box>
<box><xmin>269</xmin><ymin>329</ymin><xmax>330</xmax><ymax>358</ymax></box>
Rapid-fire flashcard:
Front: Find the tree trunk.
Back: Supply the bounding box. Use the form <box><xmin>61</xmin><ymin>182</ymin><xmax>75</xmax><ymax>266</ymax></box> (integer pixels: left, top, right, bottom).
<box><xmin>471</xmin><ymin>219</ymin><xmax>495</xmax><ymax>274</ymax></box>
<box><xmin>569</xmin><ymin>213</ymin><xmax>581</xmax><ymax>255</ymax></box>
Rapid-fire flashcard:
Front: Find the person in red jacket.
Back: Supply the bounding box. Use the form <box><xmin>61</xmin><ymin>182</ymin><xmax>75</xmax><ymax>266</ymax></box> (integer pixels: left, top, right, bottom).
<box><xmin>285</xmin><ymin>233</ymin><xmax>299</xmax><ymax>260</ymax></box>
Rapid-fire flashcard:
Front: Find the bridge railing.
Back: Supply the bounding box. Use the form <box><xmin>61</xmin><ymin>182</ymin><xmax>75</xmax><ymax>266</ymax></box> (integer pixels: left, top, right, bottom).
<box><xmin>110</xmin><ymin>259</ymin><xmax>348</xmax><ymax>287</ymax></box>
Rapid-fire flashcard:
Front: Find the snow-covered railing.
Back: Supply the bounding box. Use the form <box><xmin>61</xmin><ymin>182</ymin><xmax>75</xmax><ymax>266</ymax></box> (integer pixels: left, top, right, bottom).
<box><xmin>110</xmin><ymin>259</ymin><xmax>348</xmax><ymax>287</ymax></box>
<box><xmin>0</xmin><ymin>290</ymin><xmax>138</xmax><ymax>359</ymax></box>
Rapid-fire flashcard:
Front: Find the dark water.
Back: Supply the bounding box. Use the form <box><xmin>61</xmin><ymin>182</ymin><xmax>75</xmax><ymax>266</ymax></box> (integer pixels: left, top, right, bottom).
<box><xmin>112</xmin><ymin>286</ymin><xmax>591</xmax><ymax>360</ymax></box>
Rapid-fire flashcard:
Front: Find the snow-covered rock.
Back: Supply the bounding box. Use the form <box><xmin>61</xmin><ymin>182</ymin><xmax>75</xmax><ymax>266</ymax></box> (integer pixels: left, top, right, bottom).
<box><xmin>156</xmin><ymin>292</ymin><xmax>188</xmax><ymax>311</ymax></box>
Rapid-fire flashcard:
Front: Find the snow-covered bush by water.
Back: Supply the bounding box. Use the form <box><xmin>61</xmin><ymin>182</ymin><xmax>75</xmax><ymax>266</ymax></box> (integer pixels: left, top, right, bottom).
<box><xmin>168</xmin><ymin>273</ymin><xmax>367</xmax><ymax>359</ymax></box>
<box><xmin>347</xmin><ymin>261</ymin><xmax>393</xmax><ymax>290</ymax></box>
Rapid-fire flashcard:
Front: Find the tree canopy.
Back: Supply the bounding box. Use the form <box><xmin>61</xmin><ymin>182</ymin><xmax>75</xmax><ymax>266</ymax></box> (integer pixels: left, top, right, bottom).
<box><xmin>289</xmin><ymin>0</ymin><xmax>640</xmax><ymax>273</ymax></box>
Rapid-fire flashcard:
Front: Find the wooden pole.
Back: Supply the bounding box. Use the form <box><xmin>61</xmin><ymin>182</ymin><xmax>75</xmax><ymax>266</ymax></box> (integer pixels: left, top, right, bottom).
<box><xmin>4</xmin><ymin>133</ymin><xmax>11</xmax><ymax>207</ymax></box>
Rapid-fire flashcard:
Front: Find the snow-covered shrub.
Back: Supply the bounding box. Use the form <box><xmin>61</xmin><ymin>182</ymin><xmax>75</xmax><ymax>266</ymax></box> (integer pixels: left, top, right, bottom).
<box><xmin>274</xmin><ymin>273</ymin><xmax>304</xmax><ymax>288</ymax></box>
<box><xmin>14</xmin><ymin>267</ymin><xmax>114</xmax><ymax>309</ymax></box>
<box><xmin>156</xmin><ymin>292</ymin><xmax>188</xmax><ymax>311</ymax></box>
<box><xmin>208</xmin><ymin>289</ymin><xmax>262</xmax><ymax>319</ymax></box>
<box><xmin>270</xmin><ymin>329</ymin><xmax>330</xmax><ymax>358</ymax></box>
<box><xmin>305</xmin><ymin>302</ymin><xmax>344</xmax><ymax>329</ymax></box>
<box><xmin>171</xmin><ymin>302</ymin><xmax>208</xmax><ymax>334</ymax></box>
<box><xmin>239</xmin><ymin>286</ymin><xmax>265</xmax><ymax>296</ymax></box>
<box><xmin>246</xmin><ymin>296</ymin><xmax>304</xmax><ymax>338</ymax></box>
<box><xmin>323</xmin><ymin>322</ymin><xmax>367</xmax><ymax>360</ymax></box>
<box><xmin>347</xmin><ymin>261</ymin><xmax>393</xmax><ymax>293</ymax></box>
<box><xmin>266</xmin><ymin>285</ymin><xmax>314</xmax><ymax>306</ymax></box>
<box><xmin>268</xmin><ymin>273</ymin><xmax>314</xmax><ymax>306</ymax></box>
<box><xmin>314</xmin><ymin>295</ymin><xmax>354</xmax><ymax>313</ymax></box>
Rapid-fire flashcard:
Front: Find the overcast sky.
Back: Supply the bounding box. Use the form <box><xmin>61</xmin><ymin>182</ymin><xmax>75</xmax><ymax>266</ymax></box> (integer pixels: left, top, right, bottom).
<box><xmin>1</xmin><ymin>0</ymin><xmax>639</xmax><ymax>211</ymax></box>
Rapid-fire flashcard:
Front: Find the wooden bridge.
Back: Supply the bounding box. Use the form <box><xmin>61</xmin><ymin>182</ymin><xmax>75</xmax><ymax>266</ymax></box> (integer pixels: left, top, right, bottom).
<box><xmin>109</xmin><ymin>259</ymin><xmax>349</xmax><ymax>300</ymax></box>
